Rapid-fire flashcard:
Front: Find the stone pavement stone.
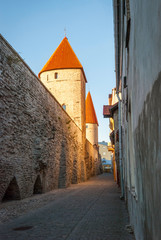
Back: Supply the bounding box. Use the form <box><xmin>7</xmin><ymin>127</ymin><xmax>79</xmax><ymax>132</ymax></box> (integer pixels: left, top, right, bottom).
<box><xmin>0</xmin><ymin>174</ymin><xmax>135</xmax><ymax>240</ymax></box>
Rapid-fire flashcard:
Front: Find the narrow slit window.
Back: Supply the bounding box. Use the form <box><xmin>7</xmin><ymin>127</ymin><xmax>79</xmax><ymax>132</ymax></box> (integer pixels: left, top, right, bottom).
<box><xmin>47</xmin><ymin>75</ymin><xmax>49</xmax><ymax>81</ymax></box>
<box><xmin>55</xmin><ymin>72</ymin><xmax>58</xmax><ymax>79</ymax></box>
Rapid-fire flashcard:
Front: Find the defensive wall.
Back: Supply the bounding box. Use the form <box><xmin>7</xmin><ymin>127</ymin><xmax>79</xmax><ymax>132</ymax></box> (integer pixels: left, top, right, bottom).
<box><xmin>0</xmin><ymin>35</ymin><xmax>101</xmax><ymax>202</ymax></box>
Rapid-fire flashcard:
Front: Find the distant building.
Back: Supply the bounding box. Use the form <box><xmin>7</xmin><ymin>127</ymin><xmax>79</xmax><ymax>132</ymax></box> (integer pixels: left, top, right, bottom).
<box><xmin>98</xmin><ymin>141</ymin><xmax>111</xmax><ymax>172</ymax></box>
<box><xmin>103</xmin><ymin>88</ymin><xmax>119</xmax><ymax>182</ymax></box>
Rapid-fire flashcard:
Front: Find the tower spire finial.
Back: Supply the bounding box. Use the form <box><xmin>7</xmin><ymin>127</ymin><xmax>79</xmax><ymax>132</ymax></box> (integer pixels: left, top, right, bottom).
<box><xmin>64</xmin><ymin>27</ymin><xmax>66</xmax><ymax>37</ymax></box>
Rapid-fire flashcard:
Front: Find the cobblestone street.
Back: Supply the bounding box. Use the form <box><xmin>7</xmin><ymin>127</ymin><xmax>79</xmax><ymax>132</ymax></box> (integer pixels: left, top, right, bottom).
<box><xmin>0</xmin><ymin>174</ymin><xmax>135</xmax><ymax>240</ymax></box>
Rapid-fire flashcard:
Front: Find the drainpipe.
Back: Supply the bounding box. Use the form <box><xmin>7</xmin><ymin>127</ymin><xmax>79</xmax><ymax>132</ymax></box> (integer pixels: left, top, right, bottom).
<box><xmin>113</xmin><ymin>0</ymin><xmax>124</xmax><ymax>198</ymax></box>
<box><xmin>117</xmin><ymin>92</ymin><xmax>124</xmax><ymax>199</ymax></box>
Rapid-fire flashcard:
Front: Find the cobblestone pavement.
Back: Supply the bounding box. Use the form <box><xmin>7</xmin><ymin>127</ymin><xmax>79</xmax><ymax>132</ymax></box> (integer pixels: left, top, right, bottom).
<box><xmin>0</xmin><ymin>174</ymin><xmax>135</xmax><ymax>240</ymax></box>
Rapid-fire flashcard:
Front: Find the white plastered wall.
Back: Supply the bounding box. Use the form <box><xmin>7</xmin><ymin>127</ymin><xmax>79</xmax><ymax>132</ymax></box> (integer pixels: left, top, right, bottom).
<box><xmin>86</xmin><ymin>123</ymin><xmax>98</xmax><ymax>145</ymax></box>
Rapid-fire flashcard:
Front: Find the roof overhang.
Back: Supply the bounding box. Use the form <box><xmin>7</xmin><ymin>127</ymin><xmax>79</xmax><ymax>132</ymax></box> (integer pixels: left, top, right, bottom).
<box><xmin>103</xmin><ymin>102</ymin><xmax>118</xmax><ymax>118</ymax></box>
<box><xmin>103</xmin><ymin>105</ymin><xmax>112</xmax><ymax>118</ymax></box>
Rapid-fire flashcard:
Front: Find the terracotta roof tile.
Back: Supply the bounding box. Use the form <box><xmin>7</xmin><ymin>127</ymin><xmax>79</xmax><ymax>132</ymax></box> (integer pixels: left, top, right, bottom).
<box><xmin>38</xmin><ymin>37</ymin><xmax>87</xmax><ymax>81</ymax></box>
<box><xmin>86</xmin><ymin>92</ymin><xmax>98</xmax><ymax>126</ymax></box>
<box><xmin>103</xmin><ymin>105</ymin><xmax>112</xmax><ymax>118</ymax></box>
<box><xmin>103</xmin><ymin>102</ymin><xmax>118</xmax><ymax>118</ymax></box>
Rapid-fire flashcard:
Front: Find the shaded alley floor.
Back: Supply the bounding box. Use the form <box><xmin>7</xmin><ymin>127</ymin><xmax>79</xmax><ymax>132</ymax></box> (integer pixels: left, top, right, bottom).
<box><xmin>0</xmin><ymin>174</ymin><xmax>135</xmax><ymax>240</ymax></box>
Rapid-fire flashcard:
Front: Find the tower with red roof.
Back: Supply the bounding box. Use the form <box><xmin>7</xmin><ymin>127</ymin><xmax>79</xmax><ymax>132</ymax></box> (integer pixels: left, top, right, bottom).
<box><xmin>39</xmin><ymin>37</ymin><xmax>86</xmax><ymax>131</ymax></box>
<box><xmin>86</xmin><ymin>92</ymin><xmax>98</xmax><ymax>145</ymax></box>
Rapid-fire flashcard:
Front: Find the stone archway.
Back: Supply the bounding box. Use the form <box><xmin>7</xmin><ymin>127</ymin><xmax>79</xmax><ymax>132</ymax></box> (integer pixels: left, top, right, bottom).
<box><xmin>33</xmin><ymin>175</ymin><xmax>42</xmax><ymax>194</ymax></box>
<box><xmin>2</xmin><ymin>177</ymin><xmax>21</xmax><ymax>201</ymax></box>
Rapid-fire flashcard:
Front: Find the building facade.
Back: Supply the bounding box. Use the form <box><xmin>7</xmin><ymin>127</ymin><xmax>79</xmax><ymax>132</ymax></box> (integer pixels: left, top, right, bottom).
<box><xmin>112</xmin><ymin>0</ymin><xmax>161</xmax><ymax>239</ymax></box>
<box><xmin>103</xmin><ymin>89</ymin><xmax>119</xmax><ymax>182</ymax></box>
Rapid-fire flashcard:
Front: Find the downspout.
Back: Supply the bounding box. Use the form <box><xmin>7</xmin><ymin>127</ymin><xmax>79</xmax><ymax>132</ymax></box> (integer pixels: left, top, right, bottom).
<box><xmin>116</xmin><ymin>92</ymin><xmax>124</xmax><ymax>199</ymax></box>
<box><xmin>113</xmin><ymin>0</ymin><xmax>124</xmax><ymax>198</ymax></box>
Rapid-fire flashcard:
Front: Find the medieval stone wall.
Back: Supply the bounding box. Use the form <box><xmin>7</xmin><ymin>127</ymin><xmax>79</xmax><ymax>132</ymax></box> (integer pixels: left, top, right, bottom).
<box><xmin>85</xmin><ymin>140</ymin><xmax>101</xmax><ymax>180</ymax></box>
<box><xmin>0</xmin><ymin>35</ymin><xmax>100</xmax><ymax>202</ymax></box>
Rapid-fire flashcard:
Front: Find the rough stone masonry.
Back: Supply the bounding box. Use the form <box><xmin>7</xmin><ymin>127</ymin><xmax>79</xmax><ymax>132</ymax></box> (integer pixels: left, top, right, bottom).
<box><xmin>0</xmin><ymin>34</ymin><xmax>101</xmax><ymax>202</ymax></box>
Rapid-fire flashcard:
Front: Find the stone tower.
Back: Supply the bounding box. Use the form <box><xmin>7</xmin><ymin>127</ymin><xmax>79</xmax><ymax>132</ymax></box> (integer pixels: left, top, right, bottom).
<box><xmin>39</xmin><ymin>37</ymin><xmax>86</xmax><ymax>131</ymax></box>
<box><xmin>86</xmin><ymin>92</ymin><xmax>98</xmax><ymax>145</ymax></box>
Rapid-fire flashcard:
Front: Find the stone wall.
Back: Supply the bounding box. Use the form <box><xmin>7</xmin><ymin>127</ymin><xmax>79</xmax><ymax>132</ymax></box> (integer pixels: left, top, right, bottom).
<box><xmin>40</xmin><ymin>69</ymin><xmax>86</xmax><ymax>132</ymax></box>
<box><xmin>0</xmin><ymin>35</ymin><xmax>101</xmax><ymax>202</ymax></box>
<box><xmin>85</xmin><ymin>140</ymin><xmax>101</xmax><ymax>180</ymax></box>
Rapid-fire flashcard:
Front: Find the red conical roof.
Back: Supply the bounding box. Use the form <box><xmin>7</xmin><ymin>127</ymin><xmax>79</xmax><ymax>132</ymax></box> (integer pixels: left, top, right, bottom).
<box><xmin>38</xmin><ymin>37</ymin><xmax>86</xmax><ymax>81</ymax></box>
<box><xmin>86</xmin><ymin>92</ymin><xmax>98</xmax><ymax>126</ymax></box>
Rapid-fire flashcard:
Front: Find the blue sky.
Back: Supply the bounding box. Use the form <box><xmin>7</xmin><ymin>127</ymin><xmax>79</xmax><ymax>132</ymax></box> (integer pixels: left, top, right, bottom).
<box><xmin>0</xmin><ymin>0</ymin><xmax>115</xmax><ymax>142</ymax></box>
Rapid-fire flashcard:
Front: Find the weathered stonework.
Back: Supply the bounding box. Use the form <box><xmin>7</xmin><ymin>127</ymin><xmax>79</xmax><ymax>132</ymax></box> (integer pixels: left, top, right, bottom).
<box><xmin>85</xmin><ymin>140</ymin><xmax>99</xmax><ymax>179</ymax></box>
<box><xmin>0</xmin><ymin>35</ymin><xmax>101</xmax><ymax>202</ymax></box>
<box><xmin>40</xmin><ymin>69</ymin><xmax>86</xmax><ymax>132</ymax></box>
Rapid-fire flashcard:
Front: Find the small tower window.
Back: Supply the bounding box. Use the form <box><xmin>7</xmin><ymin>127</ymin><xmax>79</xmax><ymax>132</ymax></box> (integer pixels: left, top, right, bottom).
<box><xmin>55</xmin><ymin>72</ymin><xmax>58</xmax><ymax>79</ymax></box>
<box><xmin>62</xmin><ymin>104</ymin><xmax>66</xmax><ymax>111</ymax></box>
<box><xmin>47</xmin><ymin>75</ymin><xmax>49</xmax><ymax>81</ymax></box>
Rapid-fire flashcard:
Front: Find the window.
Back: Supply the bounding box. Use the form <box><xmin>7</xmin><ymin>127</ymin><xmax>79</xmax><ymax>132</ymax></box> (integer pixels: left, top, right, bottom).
<box><xmin>47</xmin><ymin>75</ymin><xmax>49</xmax><ymax>81</ymax></box>
<box><xmin>86</xmin><ymin>125</ymin><xmax>88</xmax><ymax>128</ymax></box>
<box><xmin>55</xmin><ymin>72</ymin><xmax>58</xmax><ymax>79</ymax></box>
<box><xmin>62</xmin><ymin>104</ymin><xmax>66</xmax><ymax>111</ymax></box>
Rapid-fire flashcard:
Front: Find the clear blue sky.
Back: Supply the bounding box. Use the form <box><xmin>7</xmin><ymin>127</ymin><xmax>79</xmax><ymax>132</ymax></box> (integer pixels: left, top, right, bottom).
<box><xmin>0</xmin><ymin>0</ymin><xmax>115</xmax><ymax>142</ymax></box>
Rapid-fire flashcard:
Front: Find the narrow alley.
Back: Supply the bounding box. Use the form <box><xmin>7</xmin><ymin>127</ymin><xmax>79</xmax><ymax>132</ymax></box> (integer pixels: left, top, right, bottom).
<box><xmin>0</xmin><ymin>174</ymin><xmax>135</xmax><ymax>240</ymax></box>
